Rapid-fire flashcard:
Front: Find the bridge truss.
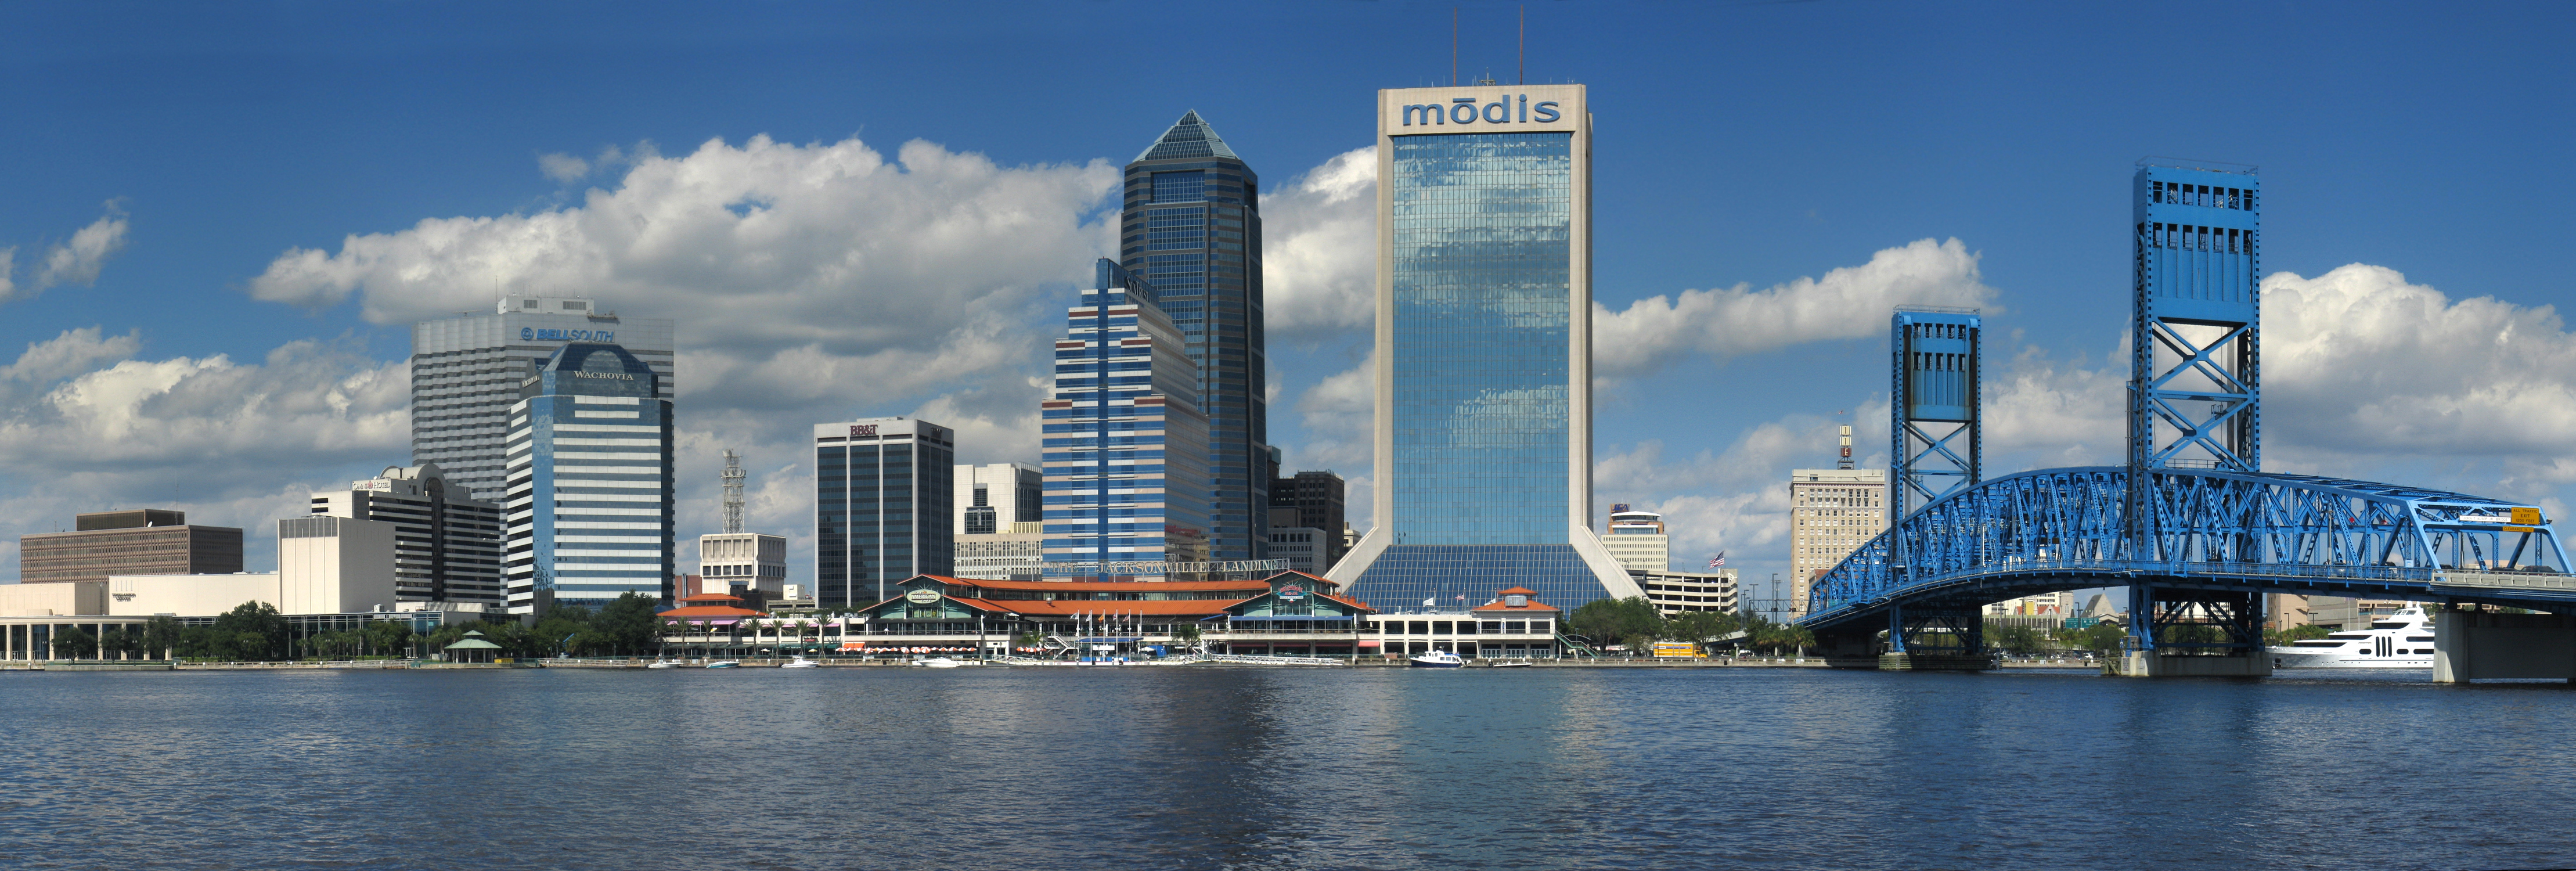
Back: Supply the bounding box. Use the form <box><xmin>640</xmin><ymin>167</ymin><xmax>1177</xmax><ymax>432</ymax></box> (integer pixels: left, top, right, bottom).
<box><xmin>1802</xmin><ymin>467</ymin><xmax>2574</xmax><ymax>650</ymax></box>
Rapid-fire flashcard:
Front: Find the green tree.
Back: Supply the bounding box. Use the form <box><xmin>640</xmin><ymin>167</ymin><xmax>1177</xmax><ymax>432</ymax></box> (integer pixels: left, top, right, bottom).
<box><xmin>98</xmin><ymin>625</ymin><xmax>141</xmax><ymax>660</ymax></box>
<box><xmin>1990</xmin><ymin>624</ymin><xmax>2045</xmax><ymax>657</ymax></box>
<box><xmin>367</xmin><ymin>620</ymin><xmax>416</xmax><ymax>658</ymax></box>
<box><xmin>51</xmin><ymin>625</ymin><xmax>99</xmax><ymax>659</ymax></box>
<box><xmin>2073</xmin><ymin>621</ymin><xmax>2128</xmax><ymax>654</ymax></box>
<box><xmin>2263</xmin><ymin>624</ymin><xmax>2331</xmax><ymax>645</ymax></box>
<box><xmin>139</xmin><ymin>615</ymin><xmax>182</xmax><ymax>660</ymax></box>
<box><xmin>592</xmin><ymin>592</ymin><xmax>662</xmax><ymax>656</ymax></box>
<box><xmin>211</xmin><ymin>601</ymin><xmax>291</xmax><ymax>661</ymax></box>
<box><xmin>1569</xmin><ymin>596</ymin><xmax>1665</xmax><ymax>653</ymax></box>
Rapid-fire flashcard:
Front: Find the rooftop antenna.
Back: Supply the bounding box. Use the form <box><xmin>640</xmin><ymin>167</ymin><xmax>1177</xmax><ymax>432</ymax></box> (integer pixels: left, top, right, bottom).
<box><xmin>1518</xmin><ymin>5</ymin><xmax>1526</xmax><ymax>85</ymax></box>
<box><xmin>720</xmin><ymin>449</ymin><xmax>745</xmax><ymax>534</ymax></box>
<box><xmin>1451</xmin><ymin>7</ymin><xmax>1458</xmax><ymax>87</ymax></box>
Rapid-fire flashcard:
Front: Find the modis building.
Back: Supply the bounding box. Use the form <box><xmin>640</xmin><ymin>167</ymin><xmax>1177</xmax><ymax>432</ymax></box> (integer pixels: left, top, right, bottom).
<box><xmin>1327</xmin><ymin>84</ymin><xmax>1643</xmax><ymax>613</ymax></box>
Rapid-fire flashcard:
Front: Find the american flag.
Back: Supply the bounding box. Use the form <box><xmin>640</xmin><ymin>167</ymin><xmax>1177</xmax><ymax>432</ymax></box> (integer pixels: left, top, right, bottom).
<box><xmin>1454</xmin><ymin>594</ymin><xmax>1466</xmax><ymax>602</ymax></box>
<box><xmin>1709</xmin><ymin>550</ymin><xmax>1728</xmax><ymax>568</ymax></box>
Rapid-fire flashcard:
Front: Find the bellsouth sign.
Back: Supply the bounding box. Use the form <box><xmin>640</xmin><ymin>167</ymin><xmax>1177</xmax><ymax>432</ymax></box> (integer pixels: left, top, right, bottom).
<box><xmin>1399</xmin><ymin>93</ymin><xmax>1563</xmax><ymax>127</ymax></box>
<box><xmin>522</xmin><ymin>327</ymin><xmax>615</xmax><ymax>343</ymax></box>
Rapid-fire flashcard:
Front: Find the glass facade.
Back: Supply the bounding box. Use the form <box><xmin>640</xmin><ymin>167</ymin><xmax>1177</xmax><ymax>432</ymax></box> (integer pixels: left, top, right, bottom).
<box><xmin>1336</xmin><ymin>86</ymin><xmax>1634</xmax><ymax>614</ymax></box>
<box><xmin>1119</xmin><ymin>111</ymin><xmax>1267</xmax><ymax>563</ymax></box>
<box><xmin>814</xmin><ymin>419</ymin><xmax>955</xmax><ymax>609</ymax></box>
<box><xmin>503</xmin><ymin>343</ymin><xmax>675</xmax><ymax>613</ymax></box>
<box><xmin>412</xmin><ymin>296</ymin><xmax>673</xmax><ymax>503</ymax></box>
<box><xmin>1041</xmin><ymin>260</ymin><xmax>1213</xmax><ymax>579</ymax></box>
<box><xmin>1387</xmin><ymin>132</ymin><xmax>1574</xmax><ymax>545</ymax></box>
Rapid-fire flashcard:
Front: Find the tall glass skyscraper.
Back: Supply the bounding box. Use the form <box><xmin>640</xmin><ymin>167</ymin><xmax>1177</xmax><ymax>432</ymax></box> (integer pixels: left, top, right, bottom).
<box><xmin>503</xmin><ymin>341</ymin><xmax>675</xmax><ymax>614</ymax></box>
<box><xmin>1040</xmin><ymin>260</ymin><xmax>1213</xmax><ymax>581</ymax></box>
<box><xmin>1325</xmin><ymin>85</ymin><xmax>1643</xmax><ymax>612</ymax></box>
<box><xmin>1119</xmin><ymin>112</ymin><xmax>1268</xmax><ymax>562</ymax></box>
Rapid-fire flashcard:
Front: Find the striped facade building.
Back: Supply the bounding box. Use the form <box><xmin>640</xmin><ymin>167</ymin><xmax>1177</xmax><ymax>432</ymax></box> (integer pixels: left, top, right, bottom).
<box><xmin>503</xmin><ymin>342</ymin><xmax>675</xmax><ymax>613</ymax></box>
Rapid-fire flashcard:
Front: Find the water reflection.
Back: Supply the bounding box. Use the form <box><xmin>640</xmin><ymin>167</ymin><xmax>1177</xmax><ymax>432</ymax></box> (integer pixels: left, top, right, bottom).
<box><xmin>2</xmin><ymin>667</ymin><xmax>2573</xmax><ymax>869</ymax></box>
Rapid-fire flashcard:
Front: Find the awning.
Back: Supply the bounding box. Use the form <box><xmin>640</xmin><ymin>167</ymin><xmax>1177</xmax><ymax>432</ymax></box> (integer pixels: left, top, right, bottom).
<box><xmin>1224</xmin><ymin>616</ymin><xmax>1353</xmax><ymax>621</ymax></box>
<box><xmin>1357</xmin><ymin>640</ymin><xmax>1381</xmax><ymax>647</ymax></box>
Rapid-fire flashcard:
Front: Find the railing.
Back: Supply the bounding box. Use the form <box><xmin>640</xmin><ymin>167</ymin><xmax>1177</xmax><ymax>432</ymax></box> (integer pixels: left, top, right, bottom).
<box><xmin>1196</xmin><ymin>653</ymin><xmax>1346</xmax><ymax>666</ymax></box>
<box><xmin>1807</xmin><ymin>559</ymin><xmax>2457</xmax><ymax>625</ymax></box>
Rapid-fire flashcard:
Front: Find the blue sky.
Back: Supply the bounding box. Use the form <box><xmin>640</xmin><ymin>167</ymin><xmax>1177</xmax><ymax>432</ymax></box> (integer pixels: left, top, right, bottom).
<box><xmin>3</xmin><ymin>1</ymin><xmax>2572</xmax><ymax>605</ymax></box>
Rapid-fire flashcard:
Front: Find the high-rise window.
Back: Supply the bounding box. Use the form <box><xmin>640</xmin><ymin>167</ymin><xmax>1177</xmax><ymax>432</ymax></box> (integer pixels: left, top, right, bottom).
<box><xmin>1121</xmin><ymin>111</ymin><xmax>1268</xmax><ymax>564</ymax></box>
<box><xmin>1331</xmin><ymin>85</ymin><xmax>1638</xmax><ymax>613</ymax></box>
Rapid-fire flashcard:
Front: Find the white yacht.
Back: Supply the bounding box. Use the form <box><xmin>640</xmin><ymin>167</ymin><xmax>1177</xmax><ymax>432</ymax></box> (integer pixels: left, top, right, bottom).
<box><xmin>2267</xmin><ymin>606</ymin><xmax>2436</xmax><ymax>669</ymax></box>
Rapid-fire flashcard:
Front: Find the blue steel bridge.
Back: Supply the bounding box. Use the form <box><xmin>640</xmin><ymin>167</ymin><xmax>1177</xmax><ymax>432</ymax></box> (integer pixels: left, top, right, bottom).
<box><xmin>1796</xmin><ymin>161</ymin><xmax>2576</xmax><ymax>675</ymax></box>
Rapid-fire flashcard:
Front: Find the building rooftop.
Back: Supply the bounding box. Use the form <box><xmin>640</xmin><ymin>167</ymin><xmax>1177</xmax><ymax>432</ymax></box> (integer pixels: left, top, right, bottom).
<box><xmin>1134</xmin><ymin>110</ymin><xmax>1240</xmax><ymax>163</ymax></box>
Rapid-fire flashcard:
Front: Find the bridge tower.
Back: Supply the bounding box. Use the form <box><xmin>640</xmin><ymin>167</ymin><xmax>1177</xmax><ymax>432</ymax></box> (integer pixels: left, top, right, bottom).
<box><xmin>1890</xmin><ymin>307</ymin><xmax>1981</xmax><ymax>519</ymax></box>
<box><xmin>2129</xmin><ymin>159</ymin><xmax>2261</xmax><ymax>472</ymax></box>
<box><xmin>2125</xmin><ymin>159</ymin><xmax>2265</xmax><ymax>665</ymax></box>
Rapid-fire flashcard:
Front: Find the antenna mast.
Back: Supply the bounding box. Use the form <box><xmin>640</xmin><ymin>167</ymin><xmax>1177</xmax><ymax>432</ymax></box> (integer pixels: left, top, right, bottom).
<box><xmin>1451</xmin><ymin>7</ymin><xmax>1458</xmax><ymax>87</ymax></box>
<box><xmin>1518</xmin><ymin>5</ymin><xmax>1526</xmax><ymax>85</ymax></box>
<box><xmin>720</xmin><ymin>449</ymin><xmax>746</xmax><ymax>534</ymax></box>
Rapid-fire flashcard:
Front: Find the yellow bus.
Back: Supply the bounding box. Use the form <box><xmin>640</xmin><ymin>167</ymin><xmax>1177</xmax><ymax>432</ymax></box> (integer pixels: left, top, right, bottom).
<box><xmin>1651</xmin><ymin>641</ymin><xmax>1702</xmax><ymax>658</ymax></box>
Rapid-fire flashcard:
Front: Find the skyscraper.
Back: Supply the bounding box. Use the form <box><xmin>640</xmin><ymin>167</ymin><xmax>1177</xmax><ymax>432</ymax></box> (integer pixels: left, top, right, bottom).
<box><xmin>1326</xmin><ymin>84</ymin><xmax>1643</xmax><ymax>611</ymax></box>
<box><xmin>1269</xmin><ymin>470</ymin><xmax>1348</xmax><ymax>569</ymax></box>
<box><xmin>503</xmin><ymin>342</ymin><xmax>675</xmax><ymax>613</ymax></box>
<box><xmin>412</xmin><ymin>294</ymin><xmax>673</xmax><ymax>503</ymax></box>
<box><xmin>1041</xmin><ymin>260</ymin><xmax>1212</xmax><ymax>581</ymax></box>
<box><xmin>1120</xmin><ymin>112</ymin><xmax>1269</xmax><ymax>562</ymax></box>
<box><xmin>1788</xmin><ymin>467</ymin><xmax>1886</xmax><ymax>619</ymax></box>
<box><xmin>813</xmin><ymin>416</ymin><xmax>954</xmax><ymax>608</ymax></box>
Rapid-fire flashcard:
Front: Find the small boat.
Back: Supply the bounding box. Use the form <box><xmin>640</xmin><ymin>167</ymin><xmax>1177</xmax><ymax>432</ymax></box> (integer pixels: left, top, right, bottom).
<box><xmin>912</xmin><ymin>656</ymin><xmax>964</xmax><ymax>668</ymax></box>
<box><xmin>1489</xmin><ymin>660</ymin><xmax>1534</xmax><ymax>668</ymax></box>
<box><xmin>1408</xmin><ymin>650</ymin><xmax>1466</xmax><ymax>668</ymax></box>
<box><xmin>704</xmin><ymin>660</ymin><xmax>741</xmax><ymax>669</ymax></box>
<box><xmin>781</xmin><ymin>656</ymin><xmax>820</xmax><ymax>669</ymax></box>
<box><xmin>646</xmin><ymin>659</ymin><xmax>680</xmax><ymax>670</ymax></box>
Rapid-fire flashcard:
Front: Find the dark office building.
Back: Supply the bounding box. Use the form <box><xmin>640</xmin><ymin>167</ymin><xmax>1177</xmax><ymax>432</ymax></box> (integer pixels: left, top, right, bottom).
<box><xmin>17</xmin><ymin>509</ymin><xmax>244</xmax><ymax>584</ymax></box>
<box><xmin>1120</xmin><ymin>111</ymin><xmax>1270</xmax><ymax>562</ymax></box>
<box><xmin>1270</xmin><ymin>471</ymin><xmax>1348</xmax><ymax>570</ymax></box>
<box><xmin>815</xmin><ymin>417</ymin><xmax>955</xmax><ymax>609</ymax></box>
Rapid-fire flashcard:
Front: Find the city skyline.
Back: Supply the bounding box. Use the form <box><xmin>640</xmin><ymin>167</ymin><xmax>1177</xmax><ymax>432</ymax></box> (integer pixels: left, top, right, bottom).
<box><xmin>1</xmin><ymin>3</ymin><xmax>2572</xmax><ymax>592</ymax></box>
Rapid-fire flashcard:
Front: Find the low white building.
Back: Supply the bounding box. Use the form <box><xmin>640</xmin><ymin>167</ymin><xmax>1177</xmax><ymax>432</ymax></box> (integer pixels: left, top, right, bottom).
<box><xmin>953</xmin><ymin>523</ymin><xmax>1043</xmax><ymax>581</ymax></box>
<box><xmin>698</xmin><ymin>532</ymin><xmax>787</xmax><ymax>598</ymax></box>
<box><xmin>107</xmin><ymin>516</ymin><xmax>400</xmax><ymax>617</ymax></box>
<box><xmin>1631</xmin><ymin>568</ymin><xmax>1738</xmax><ymax>615</ymax></box>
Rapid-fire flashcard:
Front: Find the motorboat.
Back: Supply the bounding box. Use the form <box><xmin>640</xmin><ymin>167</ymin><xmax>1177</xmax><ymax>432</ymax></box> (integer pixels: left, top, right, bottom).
<box><xmin>1408</xmin><ymin>650</ymin><xmax>1466</xmax><ymax>668</ymax></box>
<box><xmin>911</xmin><ymin>656</ymin><xmax>965</xmax><ymax>668</ymax></box>
<box><xmin>2267</xmin><ymin>606</ymin><xmax>2436</xmax><ymax>669</ymax></box>
<box><xmin>704</xmin><ymin>660</ymin><xmax>741</xmax><ymax>669</ymax></box>
<box><xmin>780</xmin><ymin>656</ymin><xmax>820</xmax><ymax>669</ymax></box>
<box><xmin>646</xmin><ymin>659</ymin><xmax>680</xmax><ymax>670</ymax></box>
<box><xmin>1489</xmin><ymin>660</ymin><xmax>1534</xmax><ymax>668</ymax></box>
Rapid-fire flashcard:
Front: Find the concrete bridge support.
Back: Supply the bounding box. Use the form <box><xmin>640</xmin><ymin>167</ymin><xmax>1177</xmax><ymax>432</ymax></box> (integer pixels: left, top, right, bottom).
<box><xmin>2433</xmin><ymin>610</ymin><xmax>2576</xmax><ymax>683</ymax></box>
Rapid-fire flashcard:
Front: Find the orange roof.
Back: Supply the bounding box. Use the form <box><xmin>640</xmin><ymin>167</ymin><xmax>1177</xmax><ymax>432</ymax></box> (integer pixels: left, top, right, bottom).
<box><xmin>946</xmin><ymin>576</ymin><xmax>1276</xmax><ymax>593</ymax></box>
<box><xmin>679</xmin><ymin>593</ymin><xmax>744</xmax><ymax>603</ymax></box>
<box><xmin>1258</xmin><ymin>570</ymin><xmax>1345</xmax><ymax>589</ymax></box>
<box><xmin>1473</xmin><ymin>588</ymin><xmax>1560</xmax><ymax>613</ymax></box>
<box><xmin>1314</xmin><ymin>593</ymin><xmax>1377</xmax><ymax>613</ymax></box>
<box><xmin>940</xmin><ymin>598</ymin><xmax>1246</xmax><ymax>617</ymax></box>
<box><xmin>661</xmin><ymin>605</ymin><xmax>763</xmax><ymax>618</ymax></box>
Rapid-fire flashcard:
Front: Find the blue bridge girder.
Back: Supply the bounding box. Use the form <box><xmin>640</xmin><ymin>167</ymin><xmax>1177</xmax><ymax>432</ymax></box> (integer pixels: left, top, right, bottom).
<box><xmin>1800</xmin><ymin>466</ymin><xmax>2576</xmax><ymax>633</ymax></box>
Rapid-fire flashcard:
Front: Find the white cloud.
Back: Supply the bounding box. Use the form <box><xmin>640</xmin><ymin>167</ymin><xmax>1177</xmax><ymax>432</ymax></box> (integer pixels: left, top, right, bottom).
<box><xmin>2263</xmin><ymin>264</ymin><xmax>2576</xmax><ymax>458</ymax></box>
<box><xmin>1260</xmin><ymin>146</ymin><xmax>1377</xmax><ymax>341</ymax></box>
<box><xmin>1</xmin><ymin>207</ymin><xmax>132</xmax><ymax>305</ymax></box>
<box><xmin>1593</xmin><ymin>237</ymin><xmax>1997</xmax><ymax>378</ymax></box>
<box><xmin>0</xmin><ymin>332</ymin><xmax>410</xmax><ymax>579</ymax></box>
<box><xmin>536</xmin><ymin>152</ymin><xmax>591</xmax><ymax>183</ymax></box>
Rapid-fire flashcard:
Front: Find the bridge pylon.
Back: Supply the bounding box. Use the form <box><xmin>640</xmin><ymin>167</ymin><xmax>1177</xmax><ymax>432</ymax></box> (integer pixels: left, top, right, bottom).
<box><xmin>1891</xmin><ymin>307</ymin><xmax>1982</xmax><ymax>520</ymax></box>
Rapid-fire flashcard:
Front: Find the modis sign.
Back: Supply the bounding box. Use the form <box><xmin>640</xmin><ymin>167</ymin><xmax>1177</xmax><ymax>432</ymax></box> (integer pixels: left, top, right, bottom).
<box><xmin>1398</xmin><ymin>94</ymin><xmax>1559</xmax><ymax>126</ymax></box>
<box><xmin>1381</xmin><ymin>84</ymin><xmax>1584</xmax><ymax>135</ymax></box>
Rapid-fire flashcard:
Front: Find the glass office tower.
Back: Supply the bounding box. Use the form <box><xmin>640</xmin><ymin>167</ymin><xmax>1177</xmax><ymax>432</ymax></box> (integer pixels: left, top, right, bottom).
<box><xmin>503</xmin><ymin>342</ymin><xmax>675</xmax><ymax>614</ymax></box>
<box><xmin>813</xmin><ymin>417</ymin><xmax>956</xmax><ymax>609</ymax></box>
<box><xmin>1040</xmin><ymin>260</ymin><xmax>1213</xmax><ymax>581</ymax></box>
<box><xmin>1119</xmin><ymin>112</ymin><xmax>1268</xmax><ymax>563</ymax></box>
<box><xmin>1325</xmin><ymin>84</ymin><xmax>1642</xmax><ymax>612</ymax></box>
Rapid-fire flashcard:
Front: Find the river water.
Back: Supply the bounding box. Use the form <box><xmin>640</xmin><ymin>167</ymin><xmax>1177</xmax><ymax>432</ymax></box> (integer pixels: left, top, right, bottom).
<box><xmin>4</xmin><ymin>665</ymin><xmax>2571</xmax><ymax>870</ymax></box>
